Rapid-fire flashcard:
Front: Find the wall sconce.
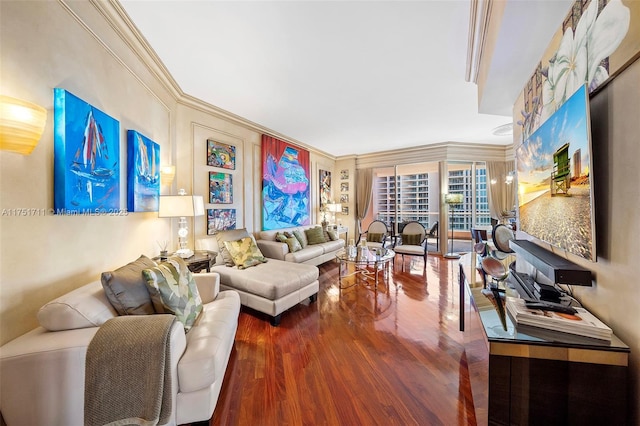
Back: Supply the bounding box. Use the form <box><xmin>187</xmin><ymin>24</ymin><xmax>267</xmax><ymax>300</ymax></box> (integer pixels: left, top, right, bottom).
<box><xmin>0</xmin><ymin>95</ymin><xmax>47</xmax><ymax>155</ymax></box>
<box><xmin>160</xmin><ymin>165</ymin><xmax>176</xmax><ymax>185</ymax></box>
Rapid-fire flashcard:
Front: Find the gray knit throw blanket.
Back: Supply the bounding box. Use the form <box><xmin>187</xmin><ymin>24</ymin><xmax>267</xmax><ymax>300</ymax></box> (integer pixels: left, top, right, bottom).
<box><xmin>84</xmin><ymin>314</ymin><xmax>176</xmax><ymax>426</ymax></box>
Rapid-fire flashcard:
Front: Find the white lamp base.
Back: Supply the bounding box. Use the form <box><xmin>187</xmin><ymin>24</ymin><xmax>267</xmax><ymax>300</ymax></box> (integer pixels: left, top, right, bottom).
<box><xmin>175</xmin><ymin>248</ymin><xmax>194</xmax><ymax>259</ymax></box>
<box><xmin>444</xmin><ymin>252</ymin><xmax>460</xmax><ymax>259</ymax></box>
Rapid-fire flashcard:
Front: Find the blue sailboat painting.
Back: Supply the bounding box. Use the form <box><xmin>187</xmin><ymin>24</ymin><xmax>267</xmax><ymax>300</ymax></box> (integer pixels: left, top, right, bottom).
<box><xmin>127</xmin><ymin>130</ymin><xmax>160</xmax><ymax>212</ymax></box>
<box><xmin>54</xmin><ymin>89</ymin><xmax>120</xmax><ymax>213</ymax></box>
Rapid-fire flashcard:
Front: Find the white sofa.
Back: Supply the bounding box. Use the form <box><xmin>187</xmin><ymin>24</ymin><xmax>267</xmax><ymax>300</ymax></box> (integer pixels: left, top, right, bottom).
<box><xmin>0</xmin><ymin>272</ymin><xmax>240</xmax><ymax>426</ymax></box>
<box><xmin>256</xmin><ymin>225</ymin><xmax>345</xmax><ymax>265</ymax></box>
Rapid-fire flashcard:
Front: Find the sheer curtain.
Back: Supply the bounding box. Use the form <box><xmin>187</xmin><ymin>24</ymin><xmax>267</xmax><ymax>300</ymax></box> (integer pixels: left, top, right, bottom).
<box><xmin>355</xmin><ymin>168</ymin><xmax>373</xmax><ymax>235</ymax></box>
<box><xmin>487</xmin><ymin>160</ymin><xmax>516</xmax><ymax>221</ymax></box>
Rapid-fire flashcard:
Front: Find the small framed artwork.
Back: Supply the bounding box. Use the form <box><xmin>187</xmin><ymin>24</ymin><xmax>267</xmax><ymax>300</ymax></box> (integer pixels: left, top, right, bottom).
<box><xmin>342</xmin><ymin>206</ymin><xmax>349</xmax><ymax>215</ymax></box>
<box><xmin>207</xmin><ymin>139</ymin><xmax>236</xmax><ymax>170</ymax></box>
<box><xmin>340</xmin><ymin>193</ymin><xmax>349</xmax><ymax>203</ymax></box>
<box><xmin>340</xmin><ymin>169</ymin><xmax>349</xmax><ymax>180</ymax></box>
<box><xmin>207</xmin><ymin>209</ymin><xmax>236</xmax><ymax>235</ymax></box>
<box><xmin>340</xmin><ymin>182</ymin><xmax>349</xmax><ymax>192</ymax></box>
<box><xmin>209</xmin><ymin>172</ymin><xmax>232</xmax><ymax>203</ymax></box>
<box><xmin>127</xmin><ymin>130</ymin><xmax>160</xmax><ymax>212</ymax></box>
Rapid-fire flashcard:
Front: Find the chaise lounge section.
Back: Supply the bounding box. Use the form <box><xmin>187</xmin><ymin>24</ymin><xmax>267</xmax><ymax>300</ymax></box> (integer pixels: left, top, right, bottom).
<box><xmin>199</xmin><ymin>228</ymin><xmax>322</xmax><ymax>326</ymax></box>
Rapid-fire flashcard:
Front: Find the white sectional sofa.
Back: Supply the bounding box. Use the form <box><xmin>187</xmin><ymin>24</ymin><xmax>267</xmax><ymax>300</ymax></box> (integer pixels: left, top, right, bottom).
<box><xmin>256</xmin><ymin>225</ymin><xmax>345</xmax><ymax>265</ymax></box>
<box><xmin>0</xmin><ymin>272</ymin><xmax>240</xmax><ymax>426</ymax></box>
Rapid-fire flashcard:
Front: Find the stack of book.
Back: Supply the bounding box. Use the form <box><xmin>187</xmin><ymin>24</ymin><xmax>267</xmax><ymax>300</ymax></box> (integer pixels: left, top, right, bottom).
<box><xmin>506</xmin><ymin>297</ymin><xmax>612</xmax><ymax>341</ymax></box>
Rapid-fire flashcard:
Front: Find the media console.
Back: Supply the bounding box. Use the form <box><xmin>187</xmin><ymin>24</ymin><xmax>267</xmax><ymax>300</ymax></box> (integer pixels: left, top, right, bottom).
<box><xmin>458</xmin><ymin>254</ymin><xmax>629</xmax><ymax>425</ymax></box>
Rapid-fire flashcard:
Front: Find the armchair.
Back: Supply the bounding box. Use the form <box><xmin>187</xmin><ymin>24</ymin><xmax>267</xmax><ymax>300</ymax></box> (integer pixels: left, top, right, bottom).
<box><xmin>393</xmin><ymin>221</ymin><xmax>428</xmax><ymax>268</ymax></box>
<box><xmin>359</xmin><ymin>220</ymin><xmax>389</xmax><ymax>249</ymax></box>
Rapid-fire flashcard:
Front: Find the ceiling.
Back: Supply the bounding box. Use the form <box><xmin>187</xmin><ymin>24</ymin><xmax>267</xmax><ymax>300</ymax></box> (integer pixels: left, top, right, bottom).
<box><xmin>119</xmin><ymin>0</ymin><xmax>572</xmax><ymax>157</ymax></box>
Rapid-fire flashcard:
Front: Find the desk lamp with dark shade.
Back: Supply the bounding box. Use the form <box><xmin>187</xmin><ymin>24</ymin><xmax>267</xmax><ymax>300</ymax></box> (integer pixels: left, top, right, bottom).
<box><xmin>159</xmin><ymin>189</ymin><xmax>205</xmax><ymax>258</ymax></box>
<box><xmin>443</xmin><ymin>193</ymin><xmax>464</xmax><ymax>259</ymax></box>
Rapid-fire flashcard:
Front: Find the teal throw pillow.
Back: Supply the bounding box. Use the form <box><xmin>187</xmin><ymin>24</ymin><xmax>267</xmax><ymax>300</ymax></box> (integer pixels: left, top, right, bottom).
<box><xmin>305</xmin><ymin>226</ymin><xmax>327</xmax><ymax>245</ymax></box>
<box><xmin>142</xmin><ymin>257</ymin><xmax>203</xmax><ymax>331</ymax></box>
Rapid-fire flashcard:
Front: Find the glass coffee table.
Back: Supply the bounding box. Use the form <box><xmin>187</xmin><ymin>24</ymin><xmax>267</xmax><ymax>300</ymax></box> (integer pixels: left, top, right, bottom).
<box><xmin>336</xmin><ymin>247</ymin><xmax>395</xmax><ymax>288</ymax></box>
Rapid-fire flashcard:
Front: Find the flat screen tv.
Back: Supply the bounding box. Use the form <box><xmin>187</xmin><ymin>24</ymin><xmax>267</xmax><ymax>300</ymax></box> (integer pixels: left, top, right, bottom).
<box><xmin>516</xmin><ymin>84</ymin><xmax>596</xmax><ymax>261</ymax></box>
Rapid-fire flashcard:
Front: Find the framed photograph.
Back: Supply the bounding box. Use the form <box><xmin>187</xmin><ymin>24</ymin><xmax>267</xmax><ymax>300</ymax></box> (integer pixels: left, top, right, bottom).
<box><xmin>54</xmin><ymin>88</ymin><xmax>120</xmax><ymax>213</ymax></box>
<box><xmin>340</xmin><ymin>193</ymin><xmax>349</xmax><ymax>203</ymax></box>
<box><xmin>209</xmin><ymin>172</ymin><xmax>232</xmax><ymax>204</ymax></box>
<box><xmin>342</xmin><ymin>206</ymin><xmax>349</xmax><ymax>215</ymax></box>
<box><xmin>340</xmin><ymin>182</ymin><xmax>349</xmax><ymax>192</ymax></box>
<box><xmin>319</xmin><ymin>169</ymin><xmax>331</xmax><ymax>208</ymax></box>
<box><xmin>127</xmin><ymin>130</ymin><xmax>160</xmax><ymax>212</ymax></box>
<box><xmin>207</xmin><ymin>139</ymin><xmax>236</xmax><ymax>169</ymax></box>
<box><xmin>207</xmin><ymin>209</ymin><xmax>236</xmax><ymax>235</ymax></box>
<box><xmin>340</xmin><ymin>169</ymin><xmax>349</xmax><ymax>180</ymax></box>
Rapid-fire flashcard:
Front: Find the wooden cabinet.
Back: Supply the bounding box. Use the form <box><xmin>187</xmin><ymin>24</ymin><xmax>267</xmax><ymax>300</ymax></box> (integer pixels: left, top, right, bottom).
<box><xmin>458</xmin><ymin>255</ymin><xmax>630</xmax><ymax>425</ymax></box>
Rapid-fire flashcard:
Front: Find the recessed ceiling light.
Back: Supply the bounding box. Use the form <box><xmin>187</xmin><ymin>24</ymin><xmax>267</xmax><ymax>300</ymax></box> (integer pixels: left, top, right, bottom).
<box><xmin>492</xmin><ymin>123</ymin><xmax>513</xmax><ymax>136</ymax></box>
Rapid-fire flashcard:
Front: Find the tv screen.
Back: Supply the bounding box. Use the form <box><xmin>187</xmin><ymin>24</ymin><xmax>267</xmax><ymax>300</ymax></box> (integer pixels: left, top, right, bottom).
<box><xmin>516</xmin><ymin>84</ymin><xmax>595</xmax><ymax>261</ymax></box>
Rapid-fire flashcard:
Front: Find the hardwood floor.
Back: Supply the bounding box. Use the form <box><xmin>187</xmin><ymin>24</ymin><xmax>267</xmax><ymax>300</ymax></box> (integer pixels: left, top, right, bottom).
<box><xmin>208</xmin><ymin>255</ymin><xmax>478</xmax><ymax>426</ymax></box>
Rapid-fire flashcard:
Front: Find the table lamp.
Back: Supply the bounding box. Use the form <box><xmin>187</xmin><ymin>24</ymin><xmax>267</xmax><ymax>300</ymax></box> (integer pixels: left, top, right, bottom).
<box><xmin>159</xmin><ymin>189</ymin><xmax>205</xmax><ymax>258</ymax></box>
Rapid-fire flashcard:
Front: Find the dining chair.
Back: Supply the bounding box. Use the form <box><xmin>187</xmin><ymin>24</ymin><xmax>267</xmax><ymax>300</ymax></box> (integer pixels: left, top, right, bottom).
<box><xmin>358</xmin><ymin>220</ymin><xmax>389</xmax><ymax>249</ymax></box>
<box><xmin>393</xmin><ymin>221</ymin><xmax>427</xmax><ymax>268</ymax></box>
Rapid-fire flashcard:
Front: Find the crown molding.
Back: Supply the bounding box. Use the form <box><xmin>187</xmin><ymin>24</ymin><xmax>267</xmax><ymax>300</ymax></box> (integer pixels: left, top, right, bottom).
<box><xmin>355</xmin><ymin>141</ymin><xmax>512</xmax><ymax>169</ymax></box>
<box><xmin>465</xmin><ymin>0</ymin><xmax>492</xmax><ymax>83</ymax></box>
<box><xmin>95</xmin><ymin>0</ymin><xmax>336</xmax><ymax>160</ymax></box>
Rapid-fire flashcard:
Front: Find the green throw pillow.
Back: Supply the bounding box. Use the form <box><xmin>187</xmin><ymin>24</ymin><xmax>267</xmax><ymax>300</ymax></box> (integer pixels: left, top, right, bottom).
<box><xmin>142</xmin><ymin>257</ymin><xmax>203</xmax><ymax>331</ymax></box>
<box><xmin>368</xmin><ymin>233</ymin><xmax>384</xmax><ymax>243</ymax></box>
<box><xmin>402</xmin><ymin>233</ymin><xmax>422</xmax><ymax>245</ymax></box>
<box><xmin>285</xmin><ymin>236</ymin><xmax>302</xmax><ymax>253</ymax></box>
<box><xmin>275</xmin><ymin>232</ymin><xmax>289</xmax><ymax>243</ymax></box>
<box><xmin>292</xmin><ymin>230</ymin><xmax>308</xmax><ymax>248</ymax></box>
<box><xmin>223</xmin><ymin>236</ymin><xmax>268</xmax><ymax>269</ymax></box>
<box><xmin>327</xmin><ymin>230</ymin><xmax>339</xmax><ymax>241</ymax></box>
<box><xmin>216</xmin><ymin>228</ymin><xmax>251</xmax><ymax>266</ymax></box>
<box><xmin>305</xmin><ymin>226</ymin><xmax>327</xmax><ymax>245</ymax></box>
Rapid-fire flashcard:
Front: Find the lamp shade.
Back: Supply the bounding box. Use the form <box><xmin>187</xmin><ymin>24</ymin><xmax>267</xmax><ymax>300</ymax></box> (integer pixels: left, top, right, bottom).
<box><xmin>444</xmin><ymin>193</ymin><xmax>464</xmax><ymax>205</ymax></box>
<box><xmin>158</xmin><ymin>195</ymin><xmax>204</xmax><ymax>217</ymax></box>
<box><xmin>0</xmin><ymin>95</ymin><xmax>47</xmax><ymax>155</ymax></box>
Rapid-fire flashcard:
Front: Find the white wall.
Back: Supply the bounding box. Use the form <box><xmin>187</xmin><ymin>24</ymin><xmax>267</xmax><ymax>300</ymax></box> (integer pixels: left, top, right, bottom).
<box><xmin>0</xmin><ymin>1</ymin><xmax>175</xmax><ymax>344</ymax></box>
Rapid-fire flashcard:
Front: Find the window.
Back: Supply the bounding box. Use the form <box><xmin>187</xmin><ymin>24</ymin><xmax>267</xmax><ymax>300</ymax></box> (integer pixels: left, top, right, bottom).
<box><xmin>374</xmin><ymin>163</ymin><xmax>439</xmax><ymax>233</ymax></box>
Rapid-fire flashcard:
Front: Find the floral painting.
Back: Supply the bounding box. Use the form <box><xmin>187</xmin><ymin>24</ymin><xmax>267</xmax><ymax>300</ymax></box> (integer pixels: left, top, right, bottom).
<box><xmin>515</xmin><ymin>0</ymin><xmax>635</xmax><ymax>141</ymax></box>
<box><xmin>261</xmin><ymin>135</ymin><xmax>310</xmax><ymax>230</ymax></box>
<box><xmin>127</xmin><ymin>130</ymin><xmax>160</xmax><ymax>212</ymax></box>
<box><xmin>207</xmin><ymin>139</ymin><xmax>235</xmax><ymax>169</ymax></box>
<box><xmin>54</xmin><ymin>88</ymin><xmax>120</xmax><ymax>213</ymax></box>
<box><xmin>207</xmin><ymin>209</ymin><xmax>236</xmax><ymax>235</ymax></box>
<box><xmin>209</xmin><ymin>172</ymin><xmax>232</xmax><ymax>204</ymax></box>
